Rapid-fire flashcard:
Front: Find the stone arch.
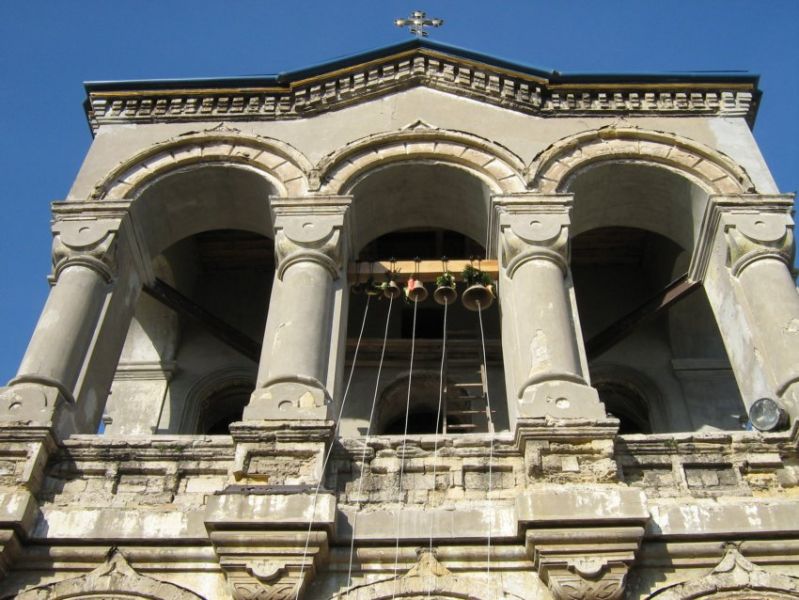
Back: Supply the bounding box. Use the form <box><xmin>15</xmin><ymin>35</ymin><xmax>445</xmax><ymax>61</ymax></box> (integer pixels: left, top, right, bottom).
<box><xmin>528</xmin><ymin>127</ymin><xmax>755</xmax><ymax>195</ymax></box>
<box><xmin>92</xmin><ymin>131</ymin><xmax>313</xmax><ymax>200</ymax></box>
<box><xmin>182</xmin><ymin>366</ymin><xmax>257</xmax><ymax>433</ymax></box>
<box><xmin>590</xmin><ymin>363</ymin><xmax>662</xmax><ymax>433</ymax></box>
<box><xmin>316</xmin><ymin>123</ymin><xmax>527</xmax><ymax>195</ymax></box>
<box><xmin>11</xmin><ymin>548</ymin><xmax>205</xmax><ymax>600</ymax></box>
<box><xmin>646</xmin><ymin>547</ymin><xmax>799</xmax><ymax>599</ymax></box>
<box><xmin>331</xmin><ymin>553</ymin><xmax>527</xmax><ymax>600</ymax></box>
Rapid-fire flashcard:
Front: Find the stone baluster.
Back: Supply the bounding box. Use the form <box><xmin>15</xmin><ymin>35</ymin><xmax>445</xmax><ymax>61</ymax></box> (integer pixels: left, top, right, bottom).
<box><xmin>722</xmin><ymin>205</ymin><xmax>799</xmax><ymax>420</ymax></box>
<box><xmin>495</xmin><ymin>195</ymin><xmax>605</xmax><ymax>423</ymax></box>
<box><xmin>1</xmin><ymin>217</ymin><xmax>121</xmax><ymax>435</ymax></box>
<box><xmin>244</xmin><ymin>196</ymin><xmax>350</xmax><ymax>421</ymax></box>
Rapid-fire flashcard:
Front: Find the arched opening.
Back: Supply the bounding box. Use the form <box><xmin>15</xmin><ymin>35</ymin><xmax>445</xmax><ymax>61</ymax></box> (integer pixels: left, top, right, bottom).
<box><xmin>102</xmin><ymin>165</ymin><xmax>275</xmax><ymax>435</ymax></box>
<box><xmin>200</xmin><ymin>380</ymin><xmax>256</xmax><ymax>434</ymax></box>
<box><xmin>569</xmin><ymin>162</ymin><xmax>746</xmax><ymax>432</ymax></box>
<box><xmin>337</xmin><ymin>163</ymin><xmax>508</xmax><ymax>437</ymax></box>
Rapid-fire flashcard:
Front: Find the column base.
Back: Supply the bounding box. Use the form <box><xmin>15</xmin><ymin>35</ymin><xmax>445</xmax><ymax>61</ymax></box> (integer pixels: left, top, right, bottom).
<box><xmin>0</xmin><ymin>383</ymin><xmax>65</xmax><ymax>428</ymax></box>
<box><xmin>519</xmin><ymin>380</ymin><xmax>607</xmax><ymax>420</ymax></box>
<box><xmin>244</xmin><ymin>377</ymin><xmax>330</xmax><ymax>421</ymax></box>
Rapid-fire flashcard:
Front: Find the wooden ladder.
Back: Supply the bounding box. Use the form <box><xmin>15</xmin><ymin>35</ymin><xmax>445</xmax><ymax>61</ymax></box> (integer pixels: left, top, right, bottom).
<box><xmin>442</xmin><ymin>358</ymin><xmax>494</xmax><ymax>434</ymax></box>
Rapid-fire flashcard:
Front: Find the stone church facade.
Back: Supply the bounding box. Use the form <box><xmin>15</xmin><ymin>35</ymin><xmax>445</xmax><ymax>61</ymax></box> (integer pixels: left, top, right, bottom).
<box><xmin>0</xmin><ymin>39</ymin><xmax>797</xmax><ymax>599</ymax></box>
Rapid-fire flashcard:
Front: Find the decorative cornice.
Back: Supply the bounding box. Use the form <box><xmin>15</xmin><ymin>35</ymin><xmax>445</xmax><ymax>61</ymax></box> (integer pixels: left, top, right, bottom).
<box><xmin>85</xmin><ymin>48</ymin><xmax>759</xmax><ymax>133</ymax></box>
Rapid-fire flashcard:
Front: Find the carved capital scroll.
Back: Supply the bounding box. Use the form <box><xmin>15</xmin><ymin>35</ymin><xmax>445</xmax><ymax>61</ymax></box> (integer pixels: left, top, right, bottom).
<box><xmin>723</xmin><ymin>211</ymin><xmax>794</xmax><ymax>277</ymax></box>
<box><xmin>51</xmin><ymin>218</ymin><xmax>122</xmax><ymax>283</ymax></box>
<box><xmin>494</xmin><ymin>194</ymin><xmax>573</xmax><ymax>277</ymax></box>
<box><xmin>272</xmin><ymin>196</ymin><xmax>351</xmax><ymax>280</ymax></box>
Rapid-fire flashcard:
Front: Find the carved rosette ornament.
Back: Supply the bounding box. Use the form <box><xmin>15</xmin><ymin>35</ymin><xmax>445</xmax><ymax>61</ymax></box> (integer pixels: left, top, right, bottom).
<box><xmin>272</xmin><ymin>197</ymin><xmax>351</xmax><ymax>280</ymax></box>
<box><xmin>724</xmin><ymin>212</ymin><xmax>794</xmax><ymax>277</ymax></box>
<box><xmin>51</xmin><ymin>218</ymin><xmax>122</xmax><ymax>283</ymax></box>
<box><xmin>497</xmin><ymin>197</ymin><xmax>572</xmax><ymax>277</ymax></box>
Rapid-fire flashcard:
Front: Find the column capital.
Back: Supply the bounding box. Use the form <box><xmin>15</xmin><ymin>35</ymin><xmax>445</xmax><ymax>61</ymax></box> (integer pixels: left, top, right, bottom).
<box><xmin>50</xmin><ymin>200</ymin><xmax>153</xmax><ymax>285</ymax></box>
<box><xmin>689</xmin><ymin>193</ymin><xmax>795</xmax><ymax>281</ymax></box>
<box><xmin>51</xmin><ymin>217</ymin><xmax>121</xmax><ymax>283</ymax></box>
<box><xmin>271</xmin><ymin>195</ymin><xmax>352</xmax><ymax>280</ymax></box>
<box><xmin>724</xmin><ymin>211</ymin><xmax>794</xmax><ymax>277</ymax></box>
<box><xmin>492</xmin><ymin>194</ymin><xmax>574</xmax><ymax>277</ymax></box>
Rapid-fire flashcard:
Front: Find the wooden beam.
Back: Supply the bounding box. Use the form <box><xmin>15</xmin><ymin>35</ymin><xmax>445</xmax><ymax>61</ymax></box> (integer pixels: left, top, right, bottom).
<box><xmin>585</xmin><ymin>274</ymin><xmax>701</xmax><ymax>359</ymax></box>
<box><xmin>348</xmin><ymin>259</ymin><xmax>498</xmax><ymax>283</ymax></box>
<box><xmin>143</xmin><ymin>278</ymin><xmax>262</xmax><ymax>363</ymax></box>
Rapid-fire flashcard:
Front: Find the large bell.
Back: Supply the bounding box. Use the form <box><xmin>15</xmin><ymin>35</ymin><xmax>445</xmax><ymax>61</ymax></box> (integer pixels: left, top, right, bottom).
<box><xmin>461</xmin><ymin>284</ymin><xmax>494</xmax><ymax>311</ymax></box>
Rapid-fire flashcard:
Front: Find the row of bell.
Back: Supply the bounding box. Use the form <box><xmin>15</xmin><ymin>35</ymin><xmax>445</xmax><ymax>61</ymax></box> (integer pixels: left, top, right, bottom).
<box><xmin>376</xmin><ymin>279</ymin><xmax>495</xmax><ymax>311</ymax></box>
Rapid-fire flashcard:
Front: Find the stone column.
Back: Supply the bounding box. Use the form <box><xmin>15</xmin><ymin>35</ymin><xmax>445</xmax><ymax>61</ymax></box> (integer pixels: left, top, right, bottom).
<box><xmin>495</xmin><ymin>195</ymin><xmax>605</xmax><ymax>423</ymax></box>
<box><xmin>0</xmin><ymin>217</ymin><xmax>120</xmax><ymax>433</ymax></box>
<box><xmin>244</xmin><ymin>196</ymin><xmax>350</xmax><ymax>421</ymax></box>
<box><xmin>721</xmin><ymin>203</ymin><xmax>799</xmax><ymax>420</ymax></box>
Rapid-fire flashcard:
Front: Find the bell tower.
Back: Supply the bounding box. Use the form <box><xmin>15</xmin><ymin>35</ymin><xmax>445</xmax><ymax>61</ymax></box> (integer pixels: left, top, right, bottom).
<box><xmin>1</xmin><ymin>40</ymin><xmax>798</xmax><ymax>600</ymax></box>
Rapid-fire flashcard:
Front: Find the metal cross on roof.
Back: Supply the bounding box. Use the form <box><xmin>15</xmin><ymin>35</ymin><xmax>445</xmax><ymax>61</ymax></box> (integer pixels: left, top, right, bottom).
<box><xmin>394</xmin><ymin>11</ymin><xmax>444</xmax><ymax>37</ymax></box>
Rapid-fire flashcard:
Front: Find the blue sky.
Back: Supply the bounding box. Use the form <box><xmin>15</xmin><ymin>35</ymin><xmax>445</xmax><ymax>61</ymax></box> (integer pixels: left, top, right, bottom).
<box><xmin>0</xmin><ymin>1</ymin><xmax>797</xmax><ymax>384</ymax></box>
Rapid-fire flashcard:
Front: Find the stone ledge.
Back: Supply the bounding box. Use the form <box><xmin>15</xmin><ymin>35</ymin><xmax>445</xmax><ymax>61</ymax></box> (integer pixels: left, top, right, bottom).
<box><xmin>516</xmin><ymin>487</ymin><xmax>649</xmax><ymax>525</ymax></box>
<box><xmin>34</xmin><ymin>507</ymin><xmax>208</xmax><ymax>541</ymax></box>
<box><xmin>0</xmin><ymin>491</ymin><xmax>37</xmax><ymax>534</ymax></box>
<box><xmin>205</xmin><ymin>492</ymin><xmax>335</xmax><ymax>532</ymax></box>
<box><xmin>647</xmin><ymin>500</ymin><xmax>799</xmax><ymax>538</ymax></box>
<box><xmin>335</xmin><ymin>504</ymin><xmax>517</xmax><ymax>542</ymax></box>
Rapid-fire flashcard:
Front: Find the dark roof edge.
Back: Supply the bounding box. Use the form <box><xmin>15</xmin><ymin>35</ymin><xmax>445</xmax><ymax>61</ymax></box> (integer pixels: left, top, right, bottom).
<box><xmin>84</xmin><ymin>38</ymin><xmax>760</xmax><ymax>93</ymax></box>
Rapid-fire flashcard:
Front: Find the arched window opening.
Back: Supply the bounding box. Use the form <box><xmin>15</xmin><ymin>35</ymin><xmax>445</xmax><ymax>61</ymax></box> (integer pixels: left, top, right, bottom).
<box><xmin>569</xmin><ymin>161</ymin><xmax>746</xmax><ymax>432</ymax></box>
<box><xmin>106</xmin><ymin>228</ymin><xmax>273</xmax><ymax>435</ymax></box>
<box><xmin>99</xmin><ymin>164</ymin><xmax>276</xmax><ymax>436</ymax></box>
<box><xmin>335</xmin><ymin>162</ymin><xmax>508</xmax><ymax>437</ymax></box>
<box><xmin>377</xmin><ymin>375</ymin><xmax>469</xmax><ymax>435</ymax></box>
<box><xmin>595</xmin><ymin>380</ymin><xmax>652</xmax><ymax>434</ymax></box>
<box><xmin>200</xmin><ymin>381</ymin><xmax>256</xmax><ymax>434</ymax></box>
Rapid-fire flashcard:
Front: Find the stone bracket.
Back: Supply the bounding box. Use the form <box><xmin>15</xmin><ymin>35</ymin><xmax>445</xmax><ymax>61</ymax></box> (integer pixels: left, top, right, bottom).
<box><xmin>518</xmin><ymin>487</ymin><xmax>648</xmax><ymax>600</ymax></box>
<box><xmin>205</xmin><ymin>491</ymin><xmax>335</xmax><ymax>600</ymax></box>
<box><xmin>0</xmin><ymin>529</ymin><xmax>21</xmax><ymax>580</ymax></box>
<box><xmin>526</xmin><ymin>526</ymin><xmax>645</xmax><ymax>600</ymax></box>
<box><xmin>210</xmin><ymin>530</ymin><xmax>329</xmax><ymax>600</ymax></box>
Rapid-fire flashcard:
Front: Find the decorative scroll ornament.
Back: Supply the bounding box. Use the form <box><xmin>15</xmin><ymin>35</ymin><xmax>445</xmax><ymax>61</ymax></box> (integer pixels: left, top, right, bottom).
<box><xmin>227</xmin><ymin>561</ymin><xmax>297</xmax><ymax>600</ymax></box>
<box><xmin>724</xmin><ymin>212</ymin><xmax>794</xmax><ymax>277</ymax></box>
<box><xmin>498</xmin><ymin>202</ymin><xmax>572</xmax><ymax>277</ymax></box>
<box><xmin>51</xmin><ymin>218</ymin><xmax>121</xmax><ymax>283</ymax></box>
<box><xmin>272</xmin><ymin>198</ymin><xmax>350</xmax><ymax>280</ymax></box>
